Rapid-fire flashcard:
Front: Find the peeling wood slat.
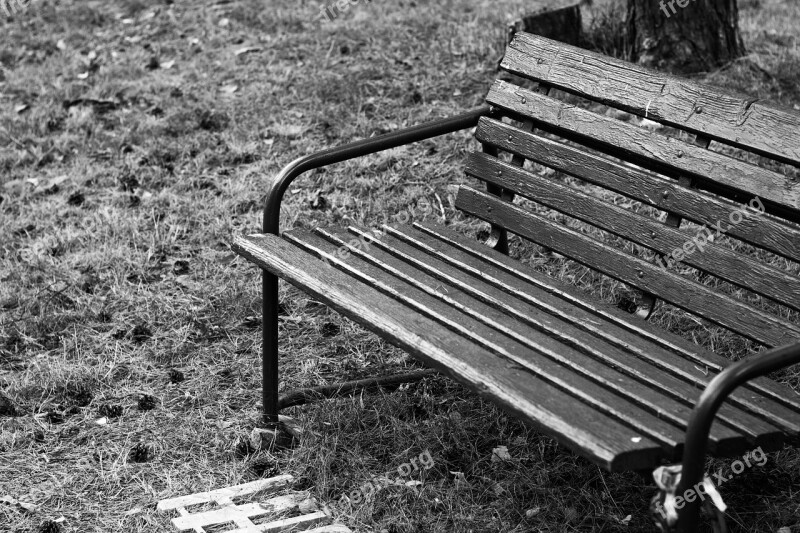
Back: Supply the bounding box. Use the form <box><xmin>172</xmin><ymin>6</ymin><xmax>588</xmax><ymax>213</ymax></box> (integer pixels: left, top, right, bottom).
<box><xmin>464</xmin><ymin>150</ymin><xmax>800</xmax><ymax>311</ymax></box>
<box><xmin>501</xmin><ymin>32</ymin><xmax>800</xmax><ymax>166</ymax></box>
<box><xmin>474</xmin><ymin>117</ymin><xmax>800</xmax><ymax>263</ymax></box>
<box><xmin>485</xmin><ymin>81</ymin><xmax>800</xmax><ymax>217</ymax></box>
<box><xmin>455</xmin><ymin>187</ymin><xmax>800</xmax><ymax>347</ymax></box>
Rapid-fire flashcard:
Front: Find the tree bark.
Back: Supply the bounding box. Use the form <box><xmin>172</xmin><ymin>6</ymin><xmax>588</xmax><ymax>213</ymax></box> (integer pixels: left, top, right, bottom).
<box><xmin>627</xmin><ymin>0</ymin><xmax>745</xmax><ymax>73</ymax></box>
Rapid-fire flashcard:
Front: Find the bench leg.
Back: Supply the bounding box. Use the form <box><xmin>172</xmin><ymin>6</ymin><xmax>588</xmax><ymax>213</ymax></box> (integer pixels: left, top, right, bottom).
<box><xmin>675</xmin><ymin>341</ymin><xmax>800</xmax><ymax>532</ymax></box>
<box><xmin>262</xmin><ymin>270</ymin><xmax>280</xmax><ymax>425</ymax></box>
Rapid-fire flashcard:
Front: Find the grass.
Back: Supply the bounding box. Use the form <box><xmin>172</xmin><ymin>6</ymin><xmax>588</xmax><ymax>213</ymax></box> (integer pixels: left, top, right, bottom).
<box><xmin>1</xmin><ymin>0</ymin><xmax>799</xmax><ymax>532</ymax></box>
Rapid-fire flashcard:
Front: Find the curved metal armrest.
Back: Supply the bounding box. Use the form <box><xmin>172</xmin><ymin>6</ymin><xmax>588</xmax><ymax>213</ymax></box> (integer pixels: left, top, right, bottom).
<box><xmin>262</xmin><ymin>105</ymin><xmax>492</xmax><ymax>234</ymax></box>
<box><xmin>676</xmin><ymin>341</ymin><xmax>800</xmax><ymax>532</ymax></box>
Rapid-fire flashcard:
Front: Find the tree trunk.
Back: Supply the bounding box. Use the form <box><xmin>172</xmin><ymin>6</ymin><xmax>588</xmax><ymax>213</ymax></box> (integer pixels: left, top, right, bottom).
<box><xmin>627</xmin><ymin>0</ymin><xmax>745</xmax><ymax>73</ymax></box>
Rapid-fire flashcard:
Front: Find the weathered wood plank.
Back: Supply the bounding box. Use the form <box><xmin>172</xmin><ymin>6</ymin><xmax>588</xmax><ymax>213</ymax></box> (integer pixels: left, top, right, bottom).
<box><xmin>485</xmin><ymin>82</ymin><xmax>800</xmax><ymax>215</ymax></box>
<box><xmin>286</xmin><ymin>229</ymin><xmax>692</xmax><ymax>454</ymax></box>
<box><xmin>304</xmin><ymin>228</ymin><xmax>783</xmax><ymax>450</ymax></box>
<box><xmin>232</xmin><ymin>234</ymin><xmax>664</xmax><ymax>471</ymax></box>
<box><xmin>372</xmin><ymin>224</ymin><xmax>800</xmax><ymax>436</ymax></box>
<box><xmin>465</xmin><ymin>151</ymin><xmax>800</xmax><ymax>311</ymax></box>
<box><xmin>474</xmin><ymin>117</ymin><xmax>800</xmax><ymax>262</ymax></box>
<box><xmin>501</xmin><ymin>32</ymin><xmax>800</xmax><ymax>166</ymax></box>
<box><xmin>455</xmin><ymin>187</ymin><xmax>800</xmax><ymax>347</ymax></box>
<box><xmin>411</xmin><ymin>221</ymin><xmax>800</xmax><ymax>416</ymax></box>
<box><xmin>308</xmin><ymin>226</ymin><xmax>790</xmax><ymax>446</ymax></box>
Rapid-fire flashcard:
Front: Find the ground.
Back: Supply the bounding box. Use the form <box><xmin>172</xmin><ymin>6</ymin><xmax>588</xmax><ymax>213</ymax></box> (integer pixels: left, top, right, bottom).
<box><xmin>1</xmin><ymin>0</ymin><xmax>799</xmax><ymax>532</ymax></box>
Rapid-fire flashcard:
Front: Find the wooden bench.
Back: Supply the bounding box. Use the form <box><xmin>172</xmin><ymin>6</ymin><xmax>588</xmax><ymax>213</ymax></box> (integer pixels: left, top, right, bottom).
<box><xmin>232</xmin><ymin>34</ymin><xmax>800</xmax><ymax>532</ymax></box>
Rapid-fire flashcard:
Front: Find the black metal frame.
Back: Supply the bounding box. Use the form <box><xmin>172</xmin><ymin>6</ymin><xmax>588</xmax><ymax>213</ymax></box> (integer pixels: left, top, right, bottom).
<box><xmin>254</xmin><ymin>102</ymin><xmax>800</xmax><ymax>533</ymax></box>
<box><xmin>259</xmin><ymin>105</ymin><xmax>491</xmax><ymax>425</ymax></box>
<box><xmin>675</xmin><ymin>341</ymin><xmax>800</xmax><ymax>532</ymax></box>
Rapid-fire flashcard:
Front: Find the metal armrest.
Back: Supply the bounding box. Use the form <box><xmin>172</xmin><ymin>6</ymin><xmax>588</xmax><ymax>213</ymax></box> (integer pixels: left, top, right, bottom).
<box><xmin>262</xmin><ymin>105</ymin><xmax>491</xmax><ymax>234</ymax></box>
<box><xmin>676</xmin><ymin>341</ymin><xmax>800</xmax><ymax>532</ymax></box>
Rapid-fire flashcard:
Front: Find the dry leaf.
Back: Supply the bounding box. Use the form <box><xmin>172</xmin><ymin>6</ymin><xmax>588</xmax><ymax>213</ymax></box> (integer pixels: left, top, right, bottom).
<box><xmin>220</xmin><ymin>84</ymin><xmax>238</xmax><ymax>94</ymax></box>
<box><xmin>160</xmin><ymin>60</ymin><xmax>175</xmax><ymax>69</ymax></box>
<box><xmin>271</xmin><ymin>124</ymin><xmax>306</xmax><ymax>138</ymax></box>
<box><xmin>491</xmin><ymin>445</ymin><xmax>511</xmax><ymax>462</ymax></box>
<box><xmin>15</xmin><ymin>104</ymin><xmax>29</xmax><ymax>114</ymax></box>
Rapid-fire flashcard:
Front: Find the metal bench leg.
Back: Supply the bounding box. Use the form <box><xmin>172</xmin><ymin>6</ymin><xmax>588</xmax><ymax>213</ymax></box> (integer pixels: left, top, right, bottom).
<box><xmin>675</xmin><ymin>342</ymin><xmax>800</xmax><ymax>532</ymax></box>
<box><xmin>262</xmin><ymin>270</ymin><xmax>280</xmax><ymax>426</ymax></box>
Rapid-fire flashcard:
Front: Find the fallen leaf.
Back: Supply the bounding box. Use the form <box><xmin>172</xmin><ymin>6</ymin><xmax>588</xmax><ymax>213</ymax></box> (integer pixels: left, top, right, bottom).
<box><xmin>56</xmin><ymin>39</ymin><xmax>66</xmax><ymax>50</ymax></box>
<box><xmin>218</xmin><ymin>17</ymin><xmax>230</xmax><ymax>27</ymax></box>
<box><xmin>95</xmin><ymin>417</ymin><xmax>108</xmax><ymax>425</ymax></box>
<box><xmin>160</xmin><ymin>60</ymin><xmax>175</xmax><ymax>69</ymax></box>
<box><xmin>220</xmin><ymin>84</ymin><xmax>238</xmax><ymax>94</ymax></box>
<box><xmin>15</xmin><ymin>104</ymin><xmax>29</xmax><ymax>114</ymax></box>
<box><xmin>271</xmin><ymin>124</ymin><xmax>306</xmax><ymax>138</ymax></box>
<box><xmin>491</xmin><ymin>445</ymin><xmax>511</xmax><ymax>462</ymax></box>
<box><xmin>525</xmin><ymin>507</ymin><xmax>541</xmax><ymax>518</ymax></box>
<box><xmin>77</xmin><ymin>72</ymin><xmax>90</xmax><ymax>80</ymax></box>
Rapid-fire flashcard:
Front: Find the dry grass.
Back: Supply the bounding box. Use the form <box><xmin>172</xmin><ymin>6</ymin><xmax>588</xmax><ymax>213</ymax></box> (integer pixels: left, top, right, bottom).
<box><xmin>1</xmin><ymin>0</ymin><xmax>799</xmax><ymax>532</ymax></box>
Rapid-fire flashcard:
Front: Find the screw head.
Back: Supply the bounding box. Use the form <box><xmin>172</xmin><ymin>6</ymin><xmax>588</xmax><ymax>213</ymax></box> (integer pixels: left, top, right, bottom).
<box><xmin>662</xmin><ymin>191</ymin><xmax>670</xmax><ymax>199</ymax></box>
<box><xmin>638</xmin><ymin>270</ymin><xmax>645</xmax><ymax>278</ymax></box>
<box><xmin>695</xmin><ymin>106</ymin><xmax>703</xmax><ymax>114</ymax></box>
<box><xmin>651</xmin><ymin>231</ymin><xmax>657</xmax><ymax>238</ymax></box>
<box><xmin>521</xmin><ymin>97</ymin><xmax>527</xmax><ymax>104</ymax></box>
<box><xmin>676</xmin><ymin>150</ymin><xmax>684</xmax><ymax>158</ymax></box>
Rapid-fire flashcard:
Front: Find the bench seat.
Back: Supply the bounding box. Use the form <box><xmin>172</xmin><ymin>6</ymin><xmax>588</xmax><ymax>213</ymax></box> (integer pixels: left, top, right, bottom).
<box><xmin>232</xmin><ymin>222</ymin><xmax>800</xmax><ymax>472</ymax></box>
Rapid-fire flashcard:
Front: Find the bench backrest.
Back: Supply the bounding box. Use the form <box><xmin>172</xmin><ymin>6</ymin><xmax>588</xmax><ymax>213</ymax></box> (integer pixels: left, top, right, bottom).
<box><xmin>459</xmin><ymin>33</ymin><xmax>800</xmax><ymax>348</ymax></box>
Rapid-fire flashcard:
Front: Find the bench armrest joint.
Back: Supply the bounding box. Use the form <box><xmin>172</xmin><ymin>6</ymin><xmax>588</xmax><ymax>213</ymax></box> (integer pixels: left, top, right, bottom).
<box><xmin>262</xmin><ymin>105</ymin><xmax>492</xmax><ymax>234</ymax></box>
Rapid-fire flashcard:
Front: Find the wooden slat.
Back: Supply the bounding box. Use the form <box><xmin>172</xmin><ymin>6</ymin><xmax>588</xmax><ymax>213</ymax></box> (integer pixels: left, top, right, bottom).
<box><xmin>157</xmin><ymin>477</ymin><xmax>293</xmax><ymax>511</ymax></box>
<box><xmin>455</xmin><ymin>187</ymin><xmax>800</xmax><ymax>347</ymax></box>
<box><xmin>232</xmin><ymin>233</ymin><xmax>663</xmax><ymax>471</ymax></box>
<box><xmin>309</xmin><ymin>226</ymin><xmax>791</xmax><ymax>447</ymax></box>
<box><xmin>474</xmin><ymin>117</ymin><xmax>800</xmax><ymax>263</ymax></box>
<box><xmin>362</xmin><ymin>224</ymin><xmax>800</xmax><ymax>436</ymax></box>
<box><xmin>226</xmin><ymin>511</ymin><xmax>330</xmax><ymax>533</ymax></box>
<box><xmin>501</xmin><ymin>32</ymin><xmax>800</xmax><ymax>166</ymax></box>
<box><xmin>302</xmin><ymin>228</ymin><xmax>783</xmax><ymax>452</ymax></box>
<box><xmin>411</xmin><ymin>221</ymin><xmax>800</xmax><ymax>416</ymax></box>
<box><xmin>286</xmin><ymin>229</ymin><xmax>692</xmax><ymax>455</ymax></box>
<box><xmin>465</xmin><ymin>151</ymin><xmax>800</xmax><ymax>311</ymax></box>
<box><xmin>485</xmin><ymin>81</ymin><xmax>800</xmax><ymax>216</ymax></box>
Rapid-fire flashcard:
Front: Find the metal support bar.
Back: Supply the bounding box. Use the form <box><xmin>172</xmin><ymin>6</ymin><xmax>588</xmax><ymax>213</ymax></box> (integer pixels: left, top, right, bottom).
<box><xmin>277</xmin><ymin>369</ymin><xmax>438</xmax><ymax>410</ymax></box>
<box><xmin>259</xmin><ymin>106</ymin><xmax>492</xmax><ymax>424</ymax></box>
<box><xmin>676</xmin><ymin>341</ymin><xmax>800</xmax><ymax>532</ymax></box>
